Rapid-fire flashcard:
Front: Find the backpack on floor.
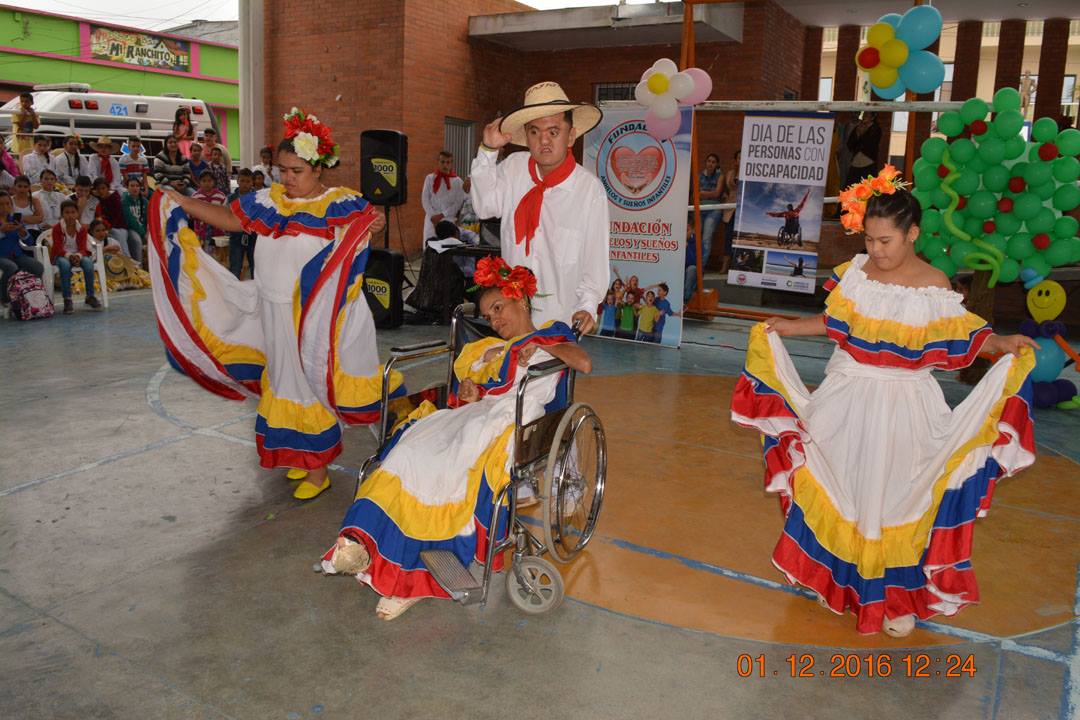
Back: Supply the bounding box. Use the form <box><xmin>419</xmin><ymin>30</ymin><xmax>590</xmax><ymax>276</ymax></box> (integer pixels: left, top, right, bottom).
<box><xmin>8</xmin><ymin>270</ymin><xmax>54</xmax><ymax>321</ymax></box>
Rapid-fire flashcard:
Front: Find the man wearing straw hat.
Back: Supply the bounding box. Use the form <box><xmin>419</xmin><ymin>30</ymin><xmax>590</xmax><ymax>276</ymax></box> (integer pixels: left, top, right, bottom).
<box><xmin>470</xmin><ymin>81</ymin><xmax>609</xmax><ymax>334</ymax></box>
<box><xmin>87</xmin><ymin>136</ymin><xmax>123</xmax><ymax>193</ymax></box>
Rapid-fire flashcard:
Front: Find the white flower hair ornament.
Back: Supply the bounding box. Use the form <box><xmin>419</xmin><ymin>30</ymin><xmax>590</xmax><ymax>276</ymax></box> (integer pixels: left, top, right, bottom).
<box><xmin>635</xmin><ymin>59</ymin><xmax>713</xmax><ymax>141</ymax></box>
<box><xmin>282</xmin><ymin>108</ymin><xmax>340</xmax><ymax>168</ymax></box>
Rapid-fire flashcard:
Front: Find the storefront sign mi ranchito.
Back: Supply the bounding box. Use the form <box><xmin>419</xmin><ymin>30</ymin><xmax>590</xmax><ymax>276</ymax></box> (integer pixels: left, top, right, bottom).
<box><xmin>89</xmin><ymin>26</ymin><xmax>192</xmax><ymax>73</ymax></box>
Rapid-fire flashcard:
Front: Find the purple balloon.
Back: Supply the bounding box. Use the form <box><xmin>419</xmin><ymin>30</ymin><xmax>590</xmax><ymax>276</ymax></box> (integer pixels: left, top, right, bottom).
<box><xmin>1053</xmin><ymin>378</ymin><xmax>1077</xmax><ymax>398</ymax></box>
<box><xmin>645</xmin><ymin>110</ymin><xmax>681</xmax><ymax>141</ymax></box>
<box><xmin>1033</xmin><ymin>382</ymin><xmax>1058</xmax><ymax>408</ymax></box>
<box><xmin>680</xmin><ymin>68</ymin><xmax>713</xmax><ymax>106</ymax></box>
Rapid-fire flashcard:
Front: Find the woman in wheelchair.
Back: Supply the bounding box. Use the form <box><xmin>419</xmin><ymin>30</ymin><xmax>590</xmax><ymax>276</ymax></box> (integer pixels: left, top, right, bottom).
<box><xmin>321</xmin><ymin>260</ymin><xmax>591</xmax><ymax>621</ymax></box>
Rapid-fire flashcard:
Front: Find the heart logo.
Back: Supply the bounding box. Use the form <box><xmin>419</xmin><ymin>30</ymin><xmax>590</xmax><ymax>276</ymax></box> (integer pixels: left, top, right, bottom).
<box><xmin>609</xmin><ymin>146</ymin><xmax>663</xmax><ymax>195</ymax></box>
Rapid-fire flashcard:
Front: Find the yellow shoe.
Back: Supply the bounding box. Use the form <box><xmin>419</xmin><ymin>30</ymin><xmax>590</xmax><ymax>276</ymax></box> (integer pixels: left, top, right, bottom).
<box><xmin>293</xmin><ymin>477</ymin><xmax>330</xmax><ymax>500</ymax></box>
<box><xmin>286</xmin><ymin>468</ymin><xmax>309</xmax><ymax>481</ymax></box>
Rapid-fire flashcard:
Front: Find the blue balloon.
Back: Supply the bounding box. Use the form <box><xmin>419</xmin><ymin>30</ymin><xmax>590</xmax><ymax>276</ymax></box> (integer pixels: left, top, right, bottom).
<box><xmin>896</xmin><ymin>6</ymin><xmax>943</xmax><ymax>50</ymax></box>
<box><xmin>877</xmin><ymin>13</ymin><xmax>903</xmax><ymax>29</ymax></box>
<box><xmin>899</xmin><ymin>50</ymin><xmax>946</xmax><ymax>94</ymax></box>
<box><xmin>1030</xmin><ymin>341</ymin><xmax>1067</xmax><ymax>383</ymax></box>
<box><xmin>873</xmin><ymin>76</ymin><xmax>907</xmax><ymax>100</ymax></box>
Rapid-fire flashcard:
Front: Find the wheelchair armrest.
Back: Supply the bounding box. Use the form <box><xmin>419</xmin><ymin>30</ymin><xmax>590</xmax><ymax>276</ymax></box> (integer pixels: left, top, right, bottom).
<box><xmin>389</xmin><ymin>340</ymin><xmax>449</xmax><ymax>359</ymax></box>
<box><xmin>526</xmin><ymin>358</ymin><xmax>568</xmax><ymax>378</ymax></box>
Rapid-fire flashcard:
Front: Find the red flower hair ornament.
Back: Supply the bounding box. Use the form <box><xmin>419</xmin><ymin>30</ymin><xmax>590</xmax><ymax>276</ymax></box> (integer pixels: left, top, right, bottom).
<box><xmin>281</xmin><ymin>107</ymin><xmax>340</xmax><ymax>168</ymax></box>
<box><xmin>471</xmin><ymin>256</ymin><xmax>539</xmax><ymax>300</ymax></box>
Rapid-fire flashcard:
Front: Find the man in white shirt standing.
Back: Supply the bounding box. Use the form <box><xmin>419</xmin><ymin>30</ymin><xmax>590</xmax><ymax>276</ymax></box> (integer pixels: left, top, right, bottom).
<box><xmin>470</xmin><ymin>81</ymin><xmax>609</xmax><ymax>334</ymax></box>
<box><xmin>87</xmin><ymin>136</ymin><xmax>123</xmax><ymax>192</ymax></box>
<box><xmin>51</xmin><ymin>135</ymin><xmax>89</xmax><ymax>187</ymax></box>
<box><xmin>421</xmin><ymin>150</ymin><xmax>466</xmax><ymax>241</ymax></box>
<box><xmin>21</xmin><ymin>135</ymin><xmax>53</xmax><ymax>183</ymax></box>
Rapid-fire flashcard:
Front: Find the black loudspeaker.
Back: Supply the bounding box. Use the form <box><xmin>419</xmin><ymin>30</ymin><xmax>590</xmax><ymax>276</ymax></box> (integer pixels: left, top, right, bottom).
<box><xmin>363</xmin><ymin>248</ymin><xmax>405</xmax><ymax>329</ymax></box>
<box><xmin>360</xmin><ymin>130</ymin><xmax>408</xmax><ymax>206</ymax></box>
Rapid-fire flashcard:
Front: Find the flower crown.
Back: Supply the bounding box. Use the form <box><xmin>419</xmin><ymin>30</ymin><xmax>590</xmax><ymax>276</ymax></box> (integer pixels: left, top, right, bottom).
<box><xmin>838</xmin><ymin>164</ymin><xmax>907</xmax><ymax>234</ymax></box>
<box><xmin>282</xmin><ymin>108</ymin><xmax>340</xmax><ymax>168</ymax></box>
<box><xmin>472</xmin><ymin>256</ymin><xmax>538</xmax><ymax>300</ymax></box>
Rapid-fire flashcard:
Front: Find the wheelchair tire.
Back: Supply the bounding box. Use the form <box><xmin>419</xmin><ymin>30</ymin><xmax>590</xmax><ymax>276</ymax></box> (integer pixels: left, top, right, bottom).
<box><xmin>542</xmin><ymin>402</ymin><xmax>607</xmax><ymax>563</ymax></box>
<box><xmin>506</xmin><ymin>556</ymin><xmax>564</xmax><ymax>614</ymax></box>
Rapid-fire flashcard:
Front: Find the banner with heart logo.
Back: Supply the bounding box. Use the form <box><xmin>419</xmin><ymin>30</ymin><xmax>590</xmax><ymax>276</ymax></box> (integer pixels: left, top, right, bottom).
<box><xmin>584</xmin><ymin>105</ymin><xmax>692</xmax><ymax>348</ymax></box>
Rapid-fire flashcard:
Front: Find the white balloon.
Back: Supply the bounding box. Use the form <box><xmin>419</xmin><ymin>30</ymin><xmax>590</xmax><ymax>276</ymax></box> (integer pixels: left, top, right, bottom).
<box><xmin>634</xmin><ymin>80</ymin><xmax>655</xmax><ymax>105</ymax></box>
<box><xmin>653</xmin><ymin>94</ymin><xmax>678</xmax><ymax>120</ymax></box>
<box><xmin>668</xmin><ymin>72</ymin><xmax>694</xmax><ymax>100</ymax></box>
<box><xmin>652</xmin><ymin>58</ymin><xmax>678</xmax><ymax>76</ymax></box>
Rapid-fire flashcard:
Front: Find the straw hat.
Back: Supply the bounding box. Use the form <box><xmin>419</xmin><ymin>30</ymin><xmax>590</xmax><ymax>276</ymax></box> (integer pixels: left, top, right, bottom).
<box><xmin>91</xmin><ymin>136</ymin><xmax>115</xmax><ymax>151</ymax></box>
<box><xmin>499</xmin><ymin>82</ymin><xmax>601</xmax><ymax>147</ymax></box>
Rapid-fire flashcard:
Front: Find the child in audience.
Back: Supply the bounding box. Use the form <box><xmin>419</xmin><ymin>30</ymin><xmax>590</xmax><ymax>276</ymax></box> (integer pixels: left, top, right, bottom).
<box><xmin>87</xmin><ymin>137</ymin><xmax>123</xmax><ymax>192</ymax></box>
<box><xmin>118</xmin><ymin>137</ymin><xmax>149</xmax><ymax>184</ymax></box>
<box><xmin>70</xmin><ymin>175</ymin><xmax>97</xmax><ymax>226</ymax></box>
<box><xmin>187</xmin><ymin>143</ymin><xmax>209</xmax><ymax>188</ymax></box>
<box><xmin>252</xmin><ymin>145</ymin><xmax>280</xmax><ymax>185</ymax></box>
<box><xmin>209</xmin><ymin>146</ymin><xmax>231</xmax><ymax>195</ymax></box>
<box><xmin>122</xmin><ymin>176</ymin><xmax>148</xmax><ymax>260</ymax></box>
<box><xmin>251</xmin><ymin>170</ymin><xmax>266</xmax><ymax>190</ymax></box>
<box><xmin>21</xmin><ymin>135</ymin><xmax>52</xmax><ymax>183</ymax></box>
<box><xmin>10</xmin><ymin>174</ymin><xmax>44</xmax><ymax>232</ymax></box>
<box><xmin>0</xmin><ymin>190</ymin><xmax>44</xmax><ymax>303</ymax></box>
<box><xmin>191</xmin><ymin>170</ymin><xmax>227</xmax><ymax>257</ymax></box>
<box><xmin>52</xmin><ymin>135</ymin><xmax>89</xmax><ymax>187</ymax></box>
<box><xmin>91</xmin><ymin>178</ymin><xmax>139</xmax><ymax>263</ymax></box>
<box><xmin>226</xmin><ymin>169</ymin><xmax>256</xmax><ymax>279</ymax></box>
<box><xmin>35</xmin><ymin>169</ymin><xmax>66</xmax><ymax>228</ymax></box>
<box><xmin>42</xmin><ymin>200</ymin><xmax>101</xmax><ymax>313</ymax></box>
<box><xmin>11</xmin><ymin>92</ymin><xmax>38</xmax><ymax>155</ymax></box>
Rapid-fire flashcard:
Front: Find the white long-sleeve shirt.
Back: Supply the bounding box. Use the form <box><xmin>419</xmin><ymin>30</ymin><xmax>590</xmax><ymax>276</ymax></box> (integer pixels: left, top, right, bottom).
<box><xmin>470</xmin><ymin>148</ymin><xmax>610</xmax><ymax>329</ymax></box>
<box><xmin>87</xmin><ymin>155</ymin><xmax>124</xmax><ymax>192</ymax></box>
<box><xmin>421</xmin><ymin>172</ymin><xmax>465</xmax><ymax>241</ymax></box>
<box><xmin>51</xmin><ymin>151</ymin><xmax>90</xmax><ymax>187</ymax></box>
<box><xmin>21</xmin><ymin>151</ymin><xmax>53</xmax><ymax>183</ymax></box>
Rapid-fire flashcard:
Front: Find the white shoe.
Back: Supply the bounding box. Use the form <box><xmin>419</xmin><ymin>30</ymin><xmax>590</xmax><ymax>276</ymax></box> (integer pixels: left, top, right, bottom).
<box><xmin>882</xmin><ymin>614</ymin><xmax>916</xmax><ymax>638</ymax></box>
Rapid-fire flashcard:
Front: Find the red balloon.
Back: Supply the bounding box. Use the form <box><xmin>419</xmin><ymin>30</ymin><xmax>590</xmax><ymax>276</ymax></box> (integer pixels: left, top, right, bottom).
<box><xmin>970</xmin><ymin>120</ymin><xmax>988</xmax><ymax>135</ymax></box>
<box><xmin>1032</xmin><ymin>233</ymin><xmax>1051</xmax><ymax>250</ymax></box>
<box><xmin>858</xmin><ymin>47</ymin><xmax>880</xmax><ymax>69</ymax></box>
<box><xmin>998</xmin><ymin>197</ymin><xmax>1014</xmax><ymax>212</ymax></box>
<box><xmin>1008</xmin><ymin>177</ymin><xmax>1026</xmax><ymax>193</ymax></box>
<box><xmin>937</xmin><ymin>164</ymin><xmax>950</xmax><ymax>178</ymax></box>
<box><xmin>1038</xmin><ymin>142</ymin><xmax>1059</xmax><ymax>161</ymax></box>
<box><xmin>957</xmin><ymin>196</ymin><xmax>967</xmax><ymax>210</ymax></box>
<box><xmin>983</xmin><ymin>220</ymin><xmax>996</xmax><ymax>233</ymax></box>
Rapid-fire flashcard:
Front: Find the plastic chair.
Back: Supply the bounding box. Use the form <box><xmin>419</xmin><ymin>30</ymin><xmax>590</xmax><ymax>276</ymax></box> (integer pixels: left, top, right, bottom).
<box><xmin>33</xmin><ymin>230</ymin><xmax>110</xmax><ymax>308</ymax></box>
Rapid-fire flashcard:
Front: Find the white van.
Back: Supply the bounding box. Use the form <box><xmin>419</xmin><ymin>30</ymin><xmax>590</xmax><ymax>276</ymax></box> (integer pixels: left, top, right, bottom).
<box><xmin>0</xmin><ymin>83</ymin><xmax>219</xmax><ymax>157</ymax></box>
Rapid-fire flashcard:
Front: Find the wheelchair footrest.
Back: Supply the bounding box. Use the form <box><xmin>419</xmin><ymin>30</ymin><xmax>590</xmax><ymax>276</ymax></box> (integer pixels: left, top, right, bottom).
<box><xmin>420</xmin><ymin>550</ymin><xmax>483</xmax><ymax>604</ymax></box>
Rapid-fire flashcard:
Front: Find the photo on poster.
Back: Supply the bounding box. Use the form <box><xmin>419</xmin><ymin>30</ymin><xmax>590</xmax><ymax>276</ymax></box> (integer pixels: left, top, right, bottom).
<box><xmin>732</xmin><ymin>181</ymin><xmax>825</xmax><ymax>251</ymax></box>
<box><xmin>596</xmin><ymin>264</ymin><xmax>681</xmax><ymax>346</ymax></box>
<box><xmin>730</xmin><ymin>248</ymin><xmax>764</xmax><ymax>273</ymax></box>
<box><xmin>763</xmin><ymin>249</ymin><xmax>818</xmax><ymax>278</ymax></box>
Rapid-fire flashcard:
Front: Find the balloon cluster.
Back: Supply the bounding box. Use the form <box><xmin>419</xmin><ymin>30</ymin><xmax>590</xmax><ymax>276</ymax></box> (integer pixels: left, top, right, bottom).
<box><xmin>856</xmin><ymin>6</ymin><xmax>945</xmax><ymax>100</ymax></box>
<box><xmin>912</xmin><ymin>87</ymin><xmax>1080</xmax><ymax>286</ymax></box>
<box><xmin>634</xmin><ymin>58</ymin><xmax>713</xmax><ymax>140</ymax></box>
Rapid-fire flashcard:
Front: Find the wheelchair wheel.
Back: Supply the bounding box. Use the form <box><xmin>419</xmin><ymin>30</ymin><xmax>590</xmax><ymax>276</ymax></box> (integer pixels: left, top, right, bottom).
<box><xmin>542</xmin><ymin>402</ymin><xmax>606</xmax><ymax>563</ymax></box>
<box><xmin>506</xmin><ymin>556</ymin><xmax>564</xmax><ymax>614</ymax></box>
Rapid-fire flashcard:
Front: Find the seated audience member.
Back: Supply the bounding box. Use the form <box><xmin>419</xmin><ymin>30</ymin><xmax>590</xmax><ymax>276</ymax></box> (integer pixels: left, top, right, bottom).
<box><xmin>118</xmin><ymin>137</ymin><xmax>150</xmax><ymax>184</ymax></box>
<box><xmin>122</xmin><ymin>176</ymin><xmax>148</xmax><ymax>258</ymax></box>
<box><xmin>186</xmin><ymin>143</ymin><xmax>209</xmax><ymax>189</ymax></box>
<box><xmin>51</xmin><ymin>135</ymin><xmax>89</xmax><ymax>187</ymax></box>
<box><xmin>10</xmin><ymin>174</ymin><xmax>44</xmax><ymax>232</ymax></box>
<box><xmin>191</xmin><ymin>170</ymin><xmax>227</xmax><ymax>257</ymax></box>
<box><xmin>0</xmin><ymin>137</ymin><xmax>17</xmax><ymax>188</ymax></box>
<box><xmin>153</xmin><ymin>136</ymin><xmax>189</xmax><ymax>192</ymax></box>
<box><xmin>252</xmin><ymin>146</ymin><xmax>280</xmax><ymax>185</ymax></box>
<box><xmin>70</xmin><ymin>175</ymin><xmax>97</xmax><ymax>226</ymax></box>
<box><xmin>21</xmin><ymin>134</ymin><xmax>53</xmax><ymax>184</ymax></box>
<box><xmin>35</xmin><ymin>169</ymin><xmax>66</xmax><ymax>228</ymax></box>
<box><xmin>226</xmin><ymin>169</ymin><xmax>256</xmax><ymax>279</ymax></box>
<box><xmin>251</xmin><ymin>169</ymin><xmax>266</xmax><ymax>190</ymax></box>
<box><xmin>0</xmin><ymin>190</ymin><xmax>44</xmax><ymax>303</ymax></box>
<box><xmin>41</xmin><ymin>200</ymin><xmax>102</xmax><ymax>313</ymax></box>
<box><xmin>87</xmin><ymin>136</ymin><xmax>123</xmax><ymax>193</ymax></box>
<box><xmin>91</xmin><ymin>178</ymin><xmax>140</xmax><ymax>263</ymax></box>
<box><xmin>208</xmin><ymin>146</ymin><xmax>230</xmax><ymax>195</ymax></box>
<box><xmin>201</xmin><ymin>128</ymin><xmax>231</xmax><ymax>170</ymax></box>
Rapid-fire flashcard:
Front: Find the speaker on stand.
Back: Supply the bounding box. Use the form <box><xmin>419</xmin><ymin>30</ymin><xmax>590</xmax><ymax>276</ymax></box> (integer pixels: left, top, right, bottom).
<box><xmin>359</xmin><ymin>130</ymin><xmax>409</xmax><ymax>327</ymax></box>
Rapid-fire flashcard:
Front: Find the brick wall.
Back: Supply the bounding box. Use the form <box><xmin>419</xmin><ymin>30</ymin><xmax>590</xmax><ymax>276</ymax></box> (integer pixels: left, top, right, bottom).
<box><xmin>800</xmin><ymin>27</ymin><xmax>823</xmax><ymax>102</ymax></box>
<box><xmin>950</xmin><ymin>20</ymin><xmax>982</xmax><ymax>101</ymax></box>
<box><xmin>994</xmin><ymin>19</ymin><xmax>1027</xmax><ymax>92</ymax></box>
<box><xmin>1034</xmin><ymin>18</ymin><xmax>1070</xmax><ymax>121</ymax></box>
<box><xmin>833</xmin><ymin>25</ymin><xmax>861</xmax><ymax>101</ymax></box>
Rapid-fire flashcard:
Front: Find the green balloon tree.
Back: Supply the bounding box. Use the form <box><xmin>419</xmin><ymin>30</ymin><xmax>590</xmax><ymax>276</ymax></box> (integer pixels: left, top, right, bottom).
<box><xmin>913</xmin><ymin>87</ymin><xmax>1080</xmax><ymax>286</ymax></box>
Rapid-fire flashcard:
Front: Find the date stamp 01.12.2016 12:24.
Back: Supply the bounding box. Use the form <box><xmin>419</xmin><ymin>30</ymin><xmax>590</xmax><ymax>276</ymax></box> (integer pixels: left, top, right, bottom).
<box><xmin>736</xmin><ymin>653</ymin><xmax>977</xmax><ymax>679</ymax></box>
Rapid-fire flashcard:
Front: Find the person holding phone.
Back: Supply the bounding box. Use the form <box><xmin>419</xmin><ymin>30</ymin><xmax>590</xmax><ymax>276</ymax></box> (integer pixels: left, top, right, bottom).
<box><xmin>0</xmin><ymin>190</ymin><xmax>44</xmax><ymax>302</ymax></box>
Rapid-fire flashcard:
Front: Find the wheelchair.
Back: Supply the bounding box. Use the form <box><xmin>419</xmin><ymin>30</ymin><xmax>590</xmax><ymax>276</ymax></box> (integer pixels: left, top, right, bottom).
<box><xmin>776</xmin><ymin>221</ymin><xmax>803</xmax><ymax>248</ymax></box>
<box><xmin>356</xmin><ymin>307</ymin><xmax>607</xmax><ymax>615</ymax></box>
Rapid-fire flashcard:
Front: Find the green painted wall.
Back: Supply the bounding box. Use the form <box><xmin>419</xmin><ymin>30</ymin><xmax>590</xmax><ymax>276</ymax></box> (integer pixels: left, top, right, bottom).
<box><xmin>0</xmin><ymin>9</ymin><xmax>79</xmax><ymax>57</ymax></box>
<box><xmin>199</xmin><ymin>44</ymin><xmax>237</xmax><ymax>79</ymax></box>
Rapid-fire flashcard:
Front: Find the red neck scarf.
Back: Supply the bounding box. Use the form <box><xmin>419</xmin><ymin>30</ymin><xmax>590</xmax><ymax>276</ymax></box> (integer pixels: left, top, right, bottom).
<box><xmin>433</xmin><ymin>169</ymin><xmax>457</xmax><ymax>193</ymax></box>
<box><xmin>99</xmin><ymin>155</ymin><xmax>113</xmax><ymax>184</ymax></box>
<box><xmin>50</xmin><ymin>222</ymin><xmax>88</xmax><ymax>261</ymax></box>
<box><xmin>513</xmin><ymin>153</ymin><xmax>576</xmax><ymax>256</ymax></box>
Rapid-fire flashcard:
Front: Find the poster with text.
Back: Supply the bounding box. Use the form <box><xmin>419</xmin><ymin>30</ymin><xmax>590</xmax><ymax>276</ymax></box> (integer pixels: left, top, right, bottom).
<box><xmin>89</xmin><ymin>25</ymin><xmax>191</xmax><ymax>73</ymax></box>
<box><xmin>729</xmin><ymin>112</ymin><xmax>833</xmax><ymax>294</ymax></box>
<box><xmin>585</xmin><ymin>105</ymin><xmax>691</xmax><ymax>348</ymax></box>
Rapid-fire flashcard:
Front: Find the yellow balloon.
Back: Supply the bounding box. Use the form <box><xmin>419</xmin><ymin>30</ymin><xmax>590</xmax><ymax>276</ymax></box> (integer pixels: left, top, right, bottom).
<box><xmin>1027</xmin><ymin>280</ymin><xmax>1067</xmax><ymax>322</ymax></box>
<box><xmin>646</xmin><ymin>73</ymin><xmax>670</xmax><ymax>96</ymax></box>
<box><xmin>880</xmin><ymin>38</ymin><xmax>909</xmax><ymax>68</ymax></box>
<box><xmin>867</xmin><ymin>22</ymin><xmax>895</xmax><ymax>48</ymax></box>
<box><xmin>868</xmin><ymin>65</ymin><xmax>898</xmax><ymax>89</ymax></box>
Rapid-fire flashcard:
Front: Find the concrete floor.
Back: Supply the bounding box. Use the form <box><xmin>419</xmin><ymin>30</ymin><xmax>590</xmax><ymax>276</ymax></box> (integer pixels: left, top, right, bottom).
<box><xmin>1</xmin><ymin>288</ymin><xmax>1078</xmax><ymax>720</ymax></box>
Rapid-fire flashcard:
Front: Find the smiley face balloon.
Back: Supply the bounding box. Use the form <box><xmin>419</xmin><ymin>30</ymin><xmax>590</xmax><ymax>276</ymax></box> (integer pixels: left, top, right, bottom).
<box><xmin>1026</xmin><ymin>280</ymin><xmax>1067</xmax><ymax>323</ymax></box>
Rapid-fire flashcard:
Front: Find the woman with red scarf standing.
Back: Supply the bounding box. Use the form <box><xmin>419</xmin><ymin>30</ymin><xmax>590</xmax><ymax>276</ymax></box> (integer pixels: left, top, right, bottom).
<box><xmin>469</xmin><ymin>82</ymin><xmax>610</xmax><ymax>335</ymax></box>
